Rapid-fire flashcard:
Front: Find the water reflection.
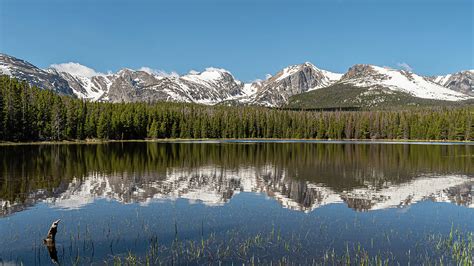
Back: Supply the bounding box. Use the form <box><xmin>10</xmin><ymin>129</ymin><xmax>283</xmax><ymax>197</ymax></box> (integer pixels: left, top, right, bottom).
<box><xmin>1</xmin><ymin>142</ymin><xmax>473</xmax><ymax>216</ymax></box>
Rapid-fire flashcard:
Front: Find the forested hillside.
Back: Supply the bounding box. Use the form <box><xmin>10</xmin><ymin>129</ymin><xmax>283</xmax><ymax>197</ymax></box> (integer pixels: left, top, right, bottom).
<box><xmin>0</xmin><ymin>75</ymin><xmax>472</xmax><ymax>142</ymax></box>
<box><xmin>286</xmin><ymin>83</ymin><xmax>474</xmax><ymax>109</ymax></box>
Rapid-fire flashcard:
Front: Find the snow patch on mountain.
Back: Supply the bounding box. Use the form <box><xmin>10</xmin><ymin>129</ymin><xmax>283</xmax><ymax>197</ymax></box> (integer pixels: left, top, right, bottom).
<box><xmin>320</xmin><ymin>69</ymin><xmax>344</xmax><ymax>83</ymax></box>
<box><xmin>182</xmin><ymin>67</ymin><xmax>232</xmax><ymax>85</ymax></box>
<box><xmin>0</xmin><ymin>64</ymin><xmax>12</xmax><ymax>75</ymax></box>
<box><xmin>242</xmin><ymin>83</ymin><xmax>258</xmax><ymax>96</ymax></box>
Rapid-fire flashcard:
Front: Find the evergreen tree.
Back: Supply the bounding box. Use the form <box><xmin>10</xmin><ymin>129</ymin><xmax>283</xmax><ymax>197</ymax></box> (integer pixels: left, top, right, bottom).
<box><xmin>148</xmin><ymin>119</ymin><xmax>159</xmax><ymax>139</ymax></box>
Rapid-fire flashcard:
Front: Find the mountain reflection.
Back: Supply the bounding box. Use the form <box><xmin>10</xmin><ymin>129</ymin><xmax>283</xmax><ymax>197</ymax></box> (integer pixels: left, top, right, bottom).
<box><xmin>1</xmin><ymin>142</ymin><xmax>473</xmax><ymax>216</ymax></box>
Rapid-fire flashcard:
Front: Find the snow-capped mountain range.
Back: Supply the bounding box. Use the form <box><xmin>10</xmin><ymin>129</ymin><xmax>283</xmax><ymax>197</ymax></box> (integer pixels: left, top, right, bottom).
<box><xmin>0</xmin><ymin>53</ymin><xmax>472</xmax><ymax>107</ymax></box>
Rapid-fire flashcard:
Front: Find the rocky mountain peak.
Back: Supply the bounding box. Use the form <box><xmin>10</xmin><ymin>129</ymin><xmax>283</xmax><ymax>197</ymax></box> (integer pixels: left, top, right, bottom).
<box><xmin>342</xmin><ymin>64</ymin><xmax>383</xmax><ymax>81</ymax></box>
<box><xmin>271</xmin><ymin>62</ymin><xmax>318</xmax><ymax>81</ymax></box>
<box><xmin>117</xmin><ymin>68</ymin><xmax>140</xmax><ymax>78</ymax></box>
<box><xmin>248</xmin><ymin>62</ymin><xmax>343</xmax><ymax>106</ymax></box>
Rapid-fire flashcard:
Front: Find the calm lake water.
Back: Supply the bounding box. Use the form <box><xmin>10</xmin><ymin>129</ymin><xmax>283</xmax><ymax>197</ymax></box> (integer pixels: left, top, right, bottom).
<box><xmin>0</xmin><ymin>141</ymin><xmax>473</xmax><ymax>264</ymax></box>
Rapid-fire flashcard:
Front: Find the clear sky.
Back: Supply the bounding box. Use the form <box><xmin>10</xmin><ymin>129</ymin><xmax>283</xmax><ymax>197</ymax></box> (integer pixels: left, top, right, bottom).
<box><xmin>0</xmin><ymin>0</ymin><xmax>472</xmax><ymax>81</ymax></box>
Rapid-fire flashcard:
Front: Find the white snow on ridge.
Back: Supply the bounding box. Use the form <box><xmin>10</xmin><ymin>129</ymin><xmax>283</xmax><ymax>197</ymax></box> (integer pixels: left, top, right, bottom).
<box><xmin>275</xmin><ymin>64</ymin><xmax>305</xmax><ymax>82</ymax></box>
<box><xmin>321</xmin><ymin>69</ymin><xmax>343</xmax><ymax>82</ymax></box>
<box><xmin>434</xmin><ymin>74</ymin><xmax>452</xmax><ymax>85</ymax></box>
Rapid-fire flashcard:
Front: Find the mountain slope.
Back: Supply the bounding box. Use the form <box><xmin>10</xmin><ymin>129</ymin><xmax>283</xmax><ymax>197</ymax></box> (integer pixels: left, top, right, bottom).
<box><xmin>431</xmin><ymin>70</ymin><xmax>474</xmax><ymax>96</ymax></box>
<box><xmin>50</xmin><ymin>68</ymin><xmax>113</xmax><ymax>101</ymax></box>
<box><xmin>338</xmin><ymin>65</ymin><xmax>469</xmax><ymax>101</ymax></box>
<box><xmin>286</xmin><ymin>83</ymin><xmax>473</xmax><ymax>109</ymax></box>
<box><xmin>0</xmin><ymin>54</ymin><xmax>74</xmax><ymax>95</ymax></box>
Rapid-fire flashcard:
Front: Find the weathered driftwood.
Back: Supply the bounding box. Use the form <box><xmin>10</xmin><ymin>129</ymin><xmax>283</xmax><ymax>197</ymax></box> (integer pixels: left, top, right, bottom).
<box><xmin>43</xmin><ymin>219</ymin><xmax>60</xmax><ymax>244</ymax></box>
<box><xmin>44</xmin><ymin>219</ymin><xmax>61</xmax><ymax>264</ymax></box>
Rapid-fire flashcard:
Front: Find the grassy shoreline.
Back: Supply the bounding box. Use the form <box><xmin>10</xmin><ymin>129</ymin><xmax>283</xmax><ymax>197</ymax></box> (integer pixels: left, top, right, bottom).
<box><xmin>0</xmin><ymin>138</ymin><xmax>473</xmax><ymax>146</ymax></box>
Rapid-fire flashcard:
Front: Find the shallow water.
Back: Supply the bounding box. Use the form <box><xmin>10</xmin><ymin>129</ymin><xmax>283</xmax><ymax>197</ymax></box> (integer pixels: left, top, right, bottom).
<box><xmin>0</xmin><ymin>141</ymin><xmax>473</xmax><ymax>264</ymax></box>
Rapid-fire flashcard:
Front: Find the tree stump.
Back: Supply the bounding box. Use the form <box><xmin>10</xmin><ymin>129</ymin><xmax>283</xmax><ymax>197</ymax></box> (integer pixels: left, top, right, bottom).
<box><xmin>43</xmin><ymin>219</ymin><xmax>61</xmax><ymax>264</ymax></box>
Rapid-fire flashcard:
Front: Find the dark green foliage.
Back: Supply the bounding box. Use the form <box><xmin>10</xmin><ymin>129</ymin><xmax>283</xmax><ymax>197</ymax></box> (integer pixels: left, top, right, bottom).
<box><xmin>0</xmin><ymin>75</ymin><xmax>473</xmax><ymax>141</ymax></box>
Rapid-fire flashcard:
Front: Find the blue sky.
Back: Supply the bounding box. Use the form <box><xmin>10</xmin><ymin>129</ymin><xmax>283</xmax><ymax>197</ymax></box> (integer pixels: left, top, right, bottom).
<box><xmin>0</xmin><ymin>0</ymin><xmax>472</xmax><ymax>81</ymax></box>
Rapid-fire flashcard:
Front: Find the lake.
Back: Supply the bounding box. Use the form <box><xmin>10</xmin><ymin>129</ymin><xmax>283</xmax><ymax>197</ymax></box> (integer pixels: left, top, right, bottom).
<box><xmin>0</xmin><ymin>141</ymin><xmax>473</xmax><ymax>264</ymax></box>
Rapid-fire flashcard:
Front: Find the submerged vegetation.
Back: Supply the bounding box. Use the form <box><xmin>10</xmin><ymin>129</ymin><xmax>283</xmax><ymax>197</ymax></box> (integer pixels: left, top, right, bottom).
<box><xmin>11</xmin><ymin>220</ymin><xmax>472</xmax><ymax>265</ymax></box>
<box><xmin>108</xmin><ymin>228</ymin><xmax>473</xmax><ymax>265</ymax></box>
<box><xmin>106</xmin><ymin>228</ymin><xmax>397</xmax><ymax>265</ymax></box>
<box><xmin>0</xmin><ymin>75</ymin><xmax>473</xmax><ymax>142</ymax></box>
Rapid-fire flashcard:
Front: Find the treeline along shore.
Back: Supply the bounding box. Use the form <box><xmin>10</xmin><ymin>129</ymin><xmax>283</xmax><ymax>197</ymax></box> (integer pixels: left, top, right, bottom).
<box><xmin>0</xmin><ymin>75</ymin><xmax>472</xmax><ymax>142</ymax></box>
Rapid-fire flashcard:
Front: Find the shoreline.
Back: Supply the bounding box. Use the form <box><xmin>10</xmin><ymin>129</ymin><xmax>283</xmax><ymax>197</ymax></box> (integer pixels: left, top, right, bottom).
<box><xmin>0</xmin><ymin>138</ymin><xmax>473</xmax><ymax>146</ymax></box>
